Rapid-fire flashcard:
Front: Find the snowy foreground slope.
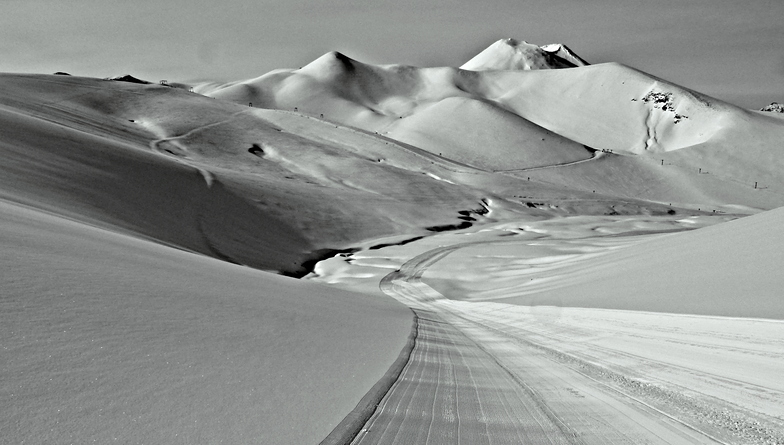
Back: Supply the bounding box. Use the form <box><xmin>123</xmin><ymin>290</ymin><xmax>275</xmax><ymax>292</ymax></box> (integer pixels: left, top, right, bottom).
<box><xmin>0</xmin><ymin>199</ymin><xmax>410</xmax><ymax>444</ymax></box>
<box><xmin>2</xmin><ymin>39</ymin><xmax>784</xmax><ymax>443</ymax></box>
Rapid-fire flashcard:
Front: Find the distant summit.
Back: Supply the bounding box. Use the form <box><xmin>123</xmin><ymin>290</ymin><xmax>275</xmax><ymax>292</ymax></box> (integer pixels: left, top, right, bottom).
<box><xmin>108</xmin><ymin>74</ymin><xmax>151</xmax><ymax>84</ymax></box>
<box><xmin>460</xmin><ymin>38</ymin><xmax>589</xmax><ymax>71</ymax></box>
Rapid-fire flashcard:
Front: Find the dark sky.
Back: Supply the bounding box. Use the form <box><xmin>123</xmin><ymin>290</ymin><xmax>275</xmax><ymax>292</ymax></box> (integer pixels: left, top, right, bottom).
<box><xmin>3</xmin><ymin>0</ymin><xmax>783</xmax><ymax>108</ymax></box>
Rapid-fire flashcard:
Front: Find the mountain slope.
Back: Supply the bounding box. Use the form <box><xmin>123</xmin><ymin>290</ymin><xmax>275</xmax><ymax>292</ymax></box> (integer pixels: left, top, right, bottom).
<box><xmin>464</xmin><ymin>204</ymin><xmax>784</xmax><ymax>318</ymax></box>
<box><xmin>201</xmin><ymin>46</ymin><xmax>784</xmax><ymax>210</ymax></box>
<box><xmin>0</xmin><ymin>74</ymin><xmax>503</xmax><ymax>273</ymax></box>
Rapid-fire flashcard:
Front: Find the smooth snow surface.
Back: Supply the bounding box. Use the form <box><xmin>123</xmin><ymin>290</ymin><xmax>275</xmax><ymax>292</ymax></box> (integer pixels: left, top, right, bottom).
<box><xmin>1</xmin><ymin>199</ymin><xmax>411</xmax><ymax>444</ymax></box>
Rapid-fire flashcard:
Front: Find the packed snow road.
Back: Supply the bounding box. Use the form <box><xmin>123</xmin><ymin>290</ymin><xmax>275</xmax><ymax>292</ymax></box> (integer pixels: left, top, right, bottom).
<box><xmin>346</xmin><ymin>245</ymin><xmax>784</xmax><ymax>445</ymax></box>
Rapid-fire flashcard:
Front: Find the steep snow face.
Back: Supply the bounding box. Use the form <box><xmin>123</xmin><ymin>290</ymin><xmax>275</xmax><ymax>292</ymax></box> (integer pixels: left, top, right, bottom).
<box><xmin>540</xmin><ymin>43</ymin><xmax>590</xmax><ymax>67</ymax></box>
<box><xmin>460</xmin><ymin>38</ymin><xmax>587</xmax><ymax>71</ymax></box>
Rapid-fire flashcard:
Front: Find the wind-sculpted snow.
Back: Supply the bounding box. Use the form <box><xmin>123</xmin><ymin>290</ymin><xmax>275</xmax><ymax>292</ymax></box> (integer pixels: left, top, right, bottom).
<box><xmin>426</xmin><ymin>206</ymin><xmax>784</xmax><ymax>318</ymax></box>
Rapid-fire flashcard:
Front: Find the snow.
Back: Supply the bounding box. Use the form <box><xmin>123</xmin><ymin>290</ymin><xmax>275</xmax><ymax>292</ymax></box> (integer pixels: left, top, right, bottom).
<box><xmin>0</xmin><ymin>198</ymin><xmax>411</xmax><ymax>444</ymax></box>
<box><xmin>3</xmin><ymin>37</ymin><xmax>784</xmax><ymax>443</ymax></box>
<box><xmin>418</xmin><ymin>206</ymin><xmax>784</xmax><ymax>318</ymax></box>
<box><xmin>460</xmin><ymin>38</ymin><xmax>587</xmax><ymax>71</ymax></box>
<box><xmin>201</xmin><ymin>48</ymin><xmax>784</xmax><ymax>212</ymax></box>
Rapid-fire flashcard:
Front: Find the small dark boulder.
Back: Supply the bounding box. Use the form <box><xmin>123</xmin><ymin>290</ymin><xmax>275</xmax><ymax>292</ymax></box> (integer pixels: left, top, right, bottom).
<box><xmin>248</xmin><ymin>144</ymin><xmax>264</xmax><ymax>156</ymax></box>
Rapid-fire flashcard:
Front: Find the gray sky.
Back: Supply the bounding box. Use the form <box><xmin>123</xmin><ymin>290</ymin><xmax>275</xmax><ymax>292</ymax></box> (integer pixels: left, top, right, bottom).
<box><xmin>3</xmin><ymin>0</ymin><xmax>783</xmax><ymax>108</ymax></box>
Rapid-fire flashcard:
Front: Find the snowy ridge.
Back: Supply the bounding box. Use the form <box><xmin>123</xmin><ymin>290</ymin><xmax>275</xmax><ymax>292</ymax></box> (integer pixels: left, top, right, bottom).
<box><xmin>202</xmin><ymin>46</ymin><xmax>751</xmax><ymax>156</ymax></box>
<box><xmin>195</xmin><ymin>38</ymin><xmax>784</xmax><ymax>209</ymax></box>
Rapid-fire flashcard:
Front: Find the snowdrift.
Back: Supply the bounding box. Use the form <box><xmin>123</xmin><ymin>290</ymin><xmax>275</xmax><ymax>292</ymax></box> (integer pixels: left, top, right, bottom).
<box><xmin>491</xmin><ymin>205</ymin><xmax>784</xmax><ymax>319</ymax></box>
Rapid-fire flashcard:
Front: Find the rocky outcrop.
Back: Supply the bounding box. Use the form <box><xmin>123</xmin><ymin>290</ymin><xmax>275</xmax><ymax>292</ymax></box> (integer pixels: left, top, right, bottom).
<box><xmin>760</xmin><ymin>102</ymin><xmax>784</xmax><ymax>113</ymax></box>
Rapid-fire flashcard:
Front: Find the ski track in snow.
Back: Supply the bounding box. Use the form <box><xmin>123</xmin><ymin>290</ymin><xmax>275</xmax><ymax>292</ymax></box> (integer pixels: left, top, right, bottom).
<box><xmin>146</xmin><ymin>110</ymin><xmax>254</xmax><ymax>187</ymax></box>
<box><xmin>344</xmin><ymin>242</ymin><xmax>784</xmax><ymax>445</ymax></box>
<box><xmin>493</xmin><ymin>150</ymin><xmax>605</xmax><ymax>173</ymax></box>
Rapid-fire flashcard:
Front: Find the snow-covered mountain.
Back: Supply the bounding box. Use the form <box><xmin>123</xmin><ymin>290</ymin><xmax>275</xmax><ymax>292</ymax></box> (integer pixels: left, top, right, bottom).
<box><xmin>198</xmin><ymin>41</ymin><xmax>784</xmax><ymax>209</ymax></box>
<box><xmin>460</xmin><ymin>38</ymin><xmax>589</xmax><ymax>70</ymax></box>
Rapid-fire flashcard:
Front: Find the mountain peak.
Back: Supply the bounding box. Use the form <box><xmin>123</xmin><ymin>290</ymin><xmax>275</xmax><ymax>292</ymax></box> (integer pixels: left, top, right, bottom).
<box><xmin>461</xmin><ymin>38</ymin><xmax>588</xmax><ymax>71</ymax></box>
<box><xmin>299</xmin><ymin>51</ymin><xmax>359</xmax><ymax>76</ymax></box>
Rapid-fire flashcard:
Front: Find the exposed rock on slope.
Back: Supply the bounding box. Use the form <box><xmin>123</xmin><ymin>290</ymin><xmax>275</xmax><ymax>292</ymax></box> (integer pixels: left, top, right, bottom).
<box><xmin>760</xmin><ymin>102</ymin><xmax>784</xmax><ymax>113</ymax></box>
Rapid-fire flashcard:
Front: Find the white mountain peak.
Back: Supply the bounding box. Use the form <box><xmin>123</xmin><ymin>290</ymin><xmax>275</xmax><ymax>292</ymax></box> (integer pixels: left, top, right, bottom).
<box><xmin>461</xmin><ymin>38</ymin><xmax>588</xmax><ymax>71</ymax></box>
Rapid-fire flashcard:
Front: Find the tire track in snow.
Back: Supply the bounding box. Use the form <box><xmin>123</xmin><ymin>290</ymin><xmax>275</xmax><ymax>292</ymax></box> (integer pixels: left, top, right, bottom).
<box><xmin>460</xmin><ymin>308</ymin><xmax>784</xmax><ymax>444</ymax></box>
<box><xmin>349</xmin><ymin>243</ymin><xmax>746</xmax><ymax>444</ymax></box>
<box><xmin>145</xmin><ymin>110</ymin><xmax>253</xmax><ymax>187</ymax></box>
<box><xmin>350</xmin><ymin>309</ymin><xmax>580</xmax><ymax>445</ymax></box>
<box><xmin>320</xmin><ymin>313</ymin><xmax>419</xmax><ymax>445</ymax></box>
